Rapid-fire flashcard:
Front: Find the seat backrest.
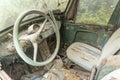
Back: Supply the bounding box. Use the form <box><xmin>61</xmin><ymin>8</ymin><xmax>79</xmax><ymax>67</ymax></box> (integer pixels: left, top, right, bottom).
<box><xmin>97</xmin><ymin>27</ymin><xmax>120</xmax><ymax>67</ymax></box>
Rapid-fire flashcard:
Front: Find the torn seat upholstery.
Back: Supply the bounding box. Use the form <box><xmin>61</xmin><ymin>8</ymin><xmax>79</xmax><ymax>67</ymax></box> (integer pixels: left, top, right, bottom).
<box><xmin>67</xmin><ymin>27</ymin><xmax>120</xmax><ymax>71</ymax></box>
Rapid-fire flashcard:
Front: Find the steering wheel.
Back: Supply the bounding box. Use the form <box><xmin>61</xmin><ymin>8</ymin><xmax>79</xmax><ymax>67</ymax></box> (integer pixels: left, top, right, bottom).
<box><xmin>13</xmin><ymin>10</ymin><xmax>60</xmax><ymax>66</ymax></box>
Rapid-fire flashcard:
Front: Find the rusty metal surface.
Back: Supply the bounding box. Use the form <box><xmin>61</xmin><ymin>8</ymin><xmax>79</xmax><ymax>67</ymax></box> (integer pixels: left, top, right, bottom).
<box><xmin>67</xmin><ymin>0</ymin><xmax>78</xmax><ymax>20</ymax></box>
<box><xmin>3</xmin><ymin>61</ymin><xmax>29</xmax><ymax>80</ymax></box>
<box><xmin>39</xmin><ymin>40</ymin><xmax>51</xmax><ymax>61</ymax></box>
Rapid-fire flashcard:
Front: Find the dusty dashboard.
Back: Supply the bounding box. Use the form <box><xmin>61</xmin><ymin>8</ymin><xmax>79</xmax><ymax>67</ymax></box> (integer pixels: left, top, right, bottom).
<box><xmin>0</xmin><ymin>17</ymin><xmax>61</xmax><ymax>60</ymax></box>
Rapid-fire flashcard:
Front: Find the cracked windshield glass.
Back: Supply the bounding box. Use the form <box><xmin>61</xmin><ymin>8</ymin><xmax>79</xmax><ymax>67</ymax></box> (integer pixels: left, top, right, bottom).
<box><xmin>0</xmin><ymin>0</ymin><xmax>68</xmax><ymax>31</ymax></box>
<box><xmin>75</xmin><ymin>0</ymin><xmax>119</xmax><ymax>25</ymax></box>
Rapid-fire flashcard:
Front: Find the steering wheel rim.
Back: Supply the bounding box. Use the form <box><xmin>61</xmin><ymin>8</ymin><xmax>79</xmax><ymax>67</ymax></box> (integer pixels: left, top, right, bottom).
<box><xmin>13</xmin><ymin>10</ymin><xmax>60</xmax><ymax>66</ymax></box>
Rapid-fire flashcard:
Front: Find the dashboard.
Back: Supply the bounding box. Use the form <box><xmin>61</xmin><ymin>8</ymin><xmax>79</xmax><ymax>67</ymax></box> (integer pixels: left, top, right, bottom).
<box><xmin>0</xmin><ymin>20</ymin><xmax>61</xmax><ymax>59</ymax></box>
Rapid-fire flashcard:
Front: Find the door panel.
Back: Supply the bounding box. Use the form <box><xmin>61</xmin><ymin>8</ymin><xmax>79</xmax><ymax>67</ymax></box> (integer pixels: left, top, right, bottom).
<box><xmin>61</xmin><ymin>22</ymin><xmax>111</xmax><ymax>49</ymax></box>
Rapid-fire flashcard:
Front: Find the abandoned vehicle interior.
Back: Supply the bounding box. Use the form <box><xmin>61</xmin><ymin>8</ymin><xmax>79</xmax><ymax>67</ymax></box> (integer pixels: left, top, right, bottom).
<box><xmin>0</xmin><ymin>0</ymin><xmax>120</xmax><ymax>80</ymax></box>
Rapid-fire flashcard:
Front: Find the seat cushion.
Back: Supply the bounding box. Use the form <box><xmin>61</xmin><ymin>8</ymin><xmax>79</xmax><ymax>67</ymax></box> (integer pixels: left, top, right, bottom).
<box><xmin>66</xmin><ymin>42</ymin><xmax>101</xmax><ymax>71</ymax></box>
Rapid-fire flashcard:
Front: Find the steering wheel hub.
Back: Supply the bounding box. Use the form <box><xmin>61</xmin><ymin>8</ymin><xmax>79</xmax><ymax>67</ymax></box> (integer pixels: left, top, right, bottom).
<box><xmin>13</xmin><ymin>10</ymin><xmax>60</xmax><ymax>66</ymax></box>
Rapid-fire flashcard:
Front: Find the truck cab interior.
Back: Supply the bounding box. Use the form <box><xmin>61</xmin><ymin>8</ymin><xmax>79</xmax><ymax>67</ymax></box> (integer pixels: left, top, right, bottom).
<box><xmin>0</xmin><ymin>0</ymin><xmax>120</xmax><ymax>80</ymax></box>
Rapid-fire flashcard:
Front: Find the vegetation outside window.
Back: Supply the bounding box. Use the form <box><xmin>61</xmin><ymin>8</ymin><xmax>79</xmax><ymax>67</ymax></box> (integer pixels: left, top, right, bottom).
<box><xmin>75</xmin><ymin>0</ymin><xmax>119</xmax><ymax>25</ymax></box>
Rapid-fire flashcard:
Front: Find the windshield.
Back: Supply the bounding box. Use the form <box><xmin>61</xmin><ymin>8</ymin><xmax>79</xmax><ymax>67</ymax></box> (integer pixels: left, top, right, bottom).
<box><xmin>75</xmin><ymin>0</ymin><xmax>119</xmax><ymax>25</ymax></box>
<box><xmin>0</xmin><ymin>0</ymin><xmax>68</xmax><ymax>31</ymax></box>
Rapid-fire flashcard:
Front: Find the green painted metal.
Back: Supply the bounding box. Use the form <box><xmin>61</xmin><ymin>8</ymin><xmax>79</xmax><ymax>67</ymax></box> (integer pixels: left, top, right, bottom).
<box><xmin>108</xmin><ymin>0</ymin><xmax>120</xmax><ymax>26</ymax></box>
<box><xmin>61</xmin><ymin>0</ymin><xmax>120</xmax><ymax>48</ymax></box>
<box><xmin>61</xmin><ymin>22</ymin><xmax>111</xmax><ymax>49</ymax></box>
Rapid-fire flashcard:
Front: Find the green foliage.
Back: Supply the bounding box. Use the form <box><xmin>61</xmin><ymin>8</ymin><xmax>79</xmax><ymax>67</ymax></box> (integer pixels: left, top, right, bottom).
<box><xmin>76</xmin><ymin>0</ymin><xmax>119</xmax><ymax>25</ymax></box>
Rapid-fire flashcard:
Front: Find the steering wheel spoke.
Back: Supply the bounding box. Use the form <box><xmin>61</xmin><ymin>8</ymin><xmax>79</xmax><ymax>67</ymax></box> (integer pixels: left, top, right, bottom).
<box><xmin>37</xmin><ymin>18</ymin><xmax>48</xmax><ymax>34</ymax></box>
<box><xmin>32</xmin><ymin>42</ymin><xmax>38</xmax><ymax>62</ymax></box>
<box><xmin>13</xmin><ymin>10</ymin><xmax>60</xmax><ymax>66</ymax></box>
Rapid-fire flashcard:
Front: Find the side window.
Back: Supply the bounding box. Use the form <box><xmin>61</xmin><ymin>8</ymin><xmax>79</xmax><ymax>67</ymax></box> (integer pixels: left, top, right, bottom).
<box><xmin>75</xmin><ymin>0</ymin><xmax>119</xmax><ymax>25</ymax></box>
